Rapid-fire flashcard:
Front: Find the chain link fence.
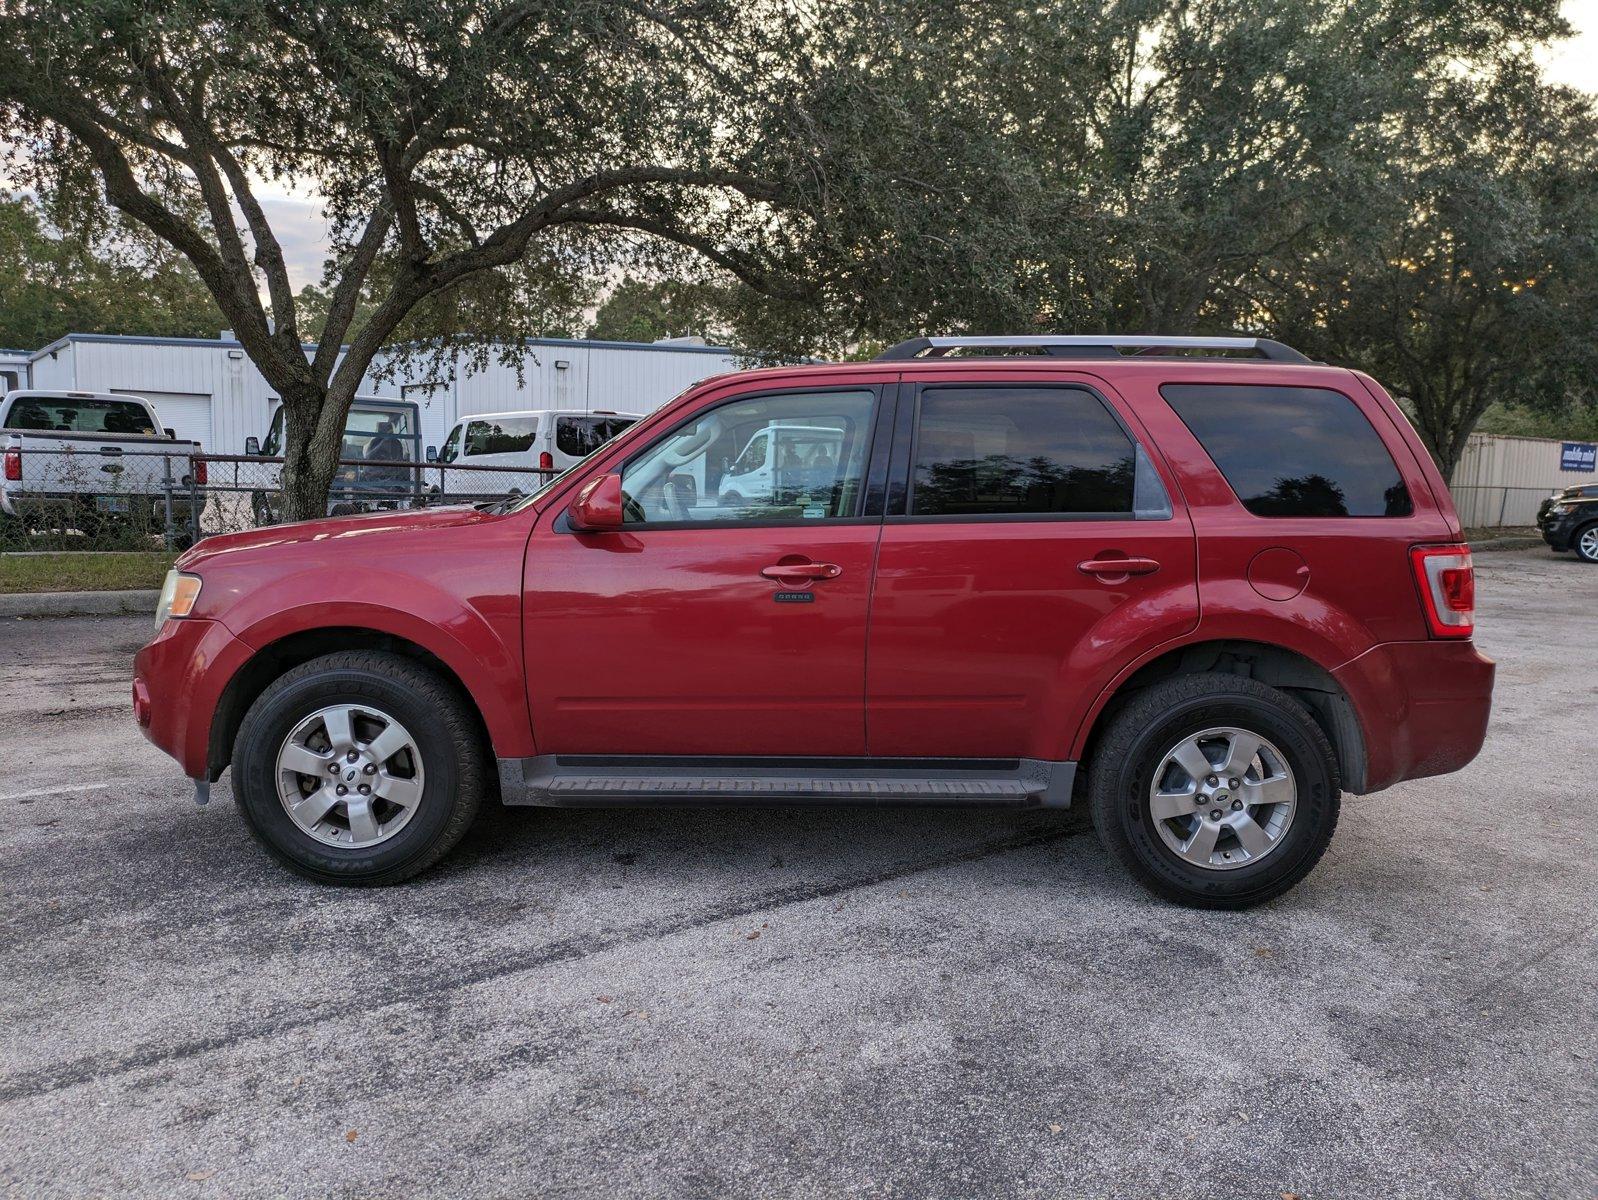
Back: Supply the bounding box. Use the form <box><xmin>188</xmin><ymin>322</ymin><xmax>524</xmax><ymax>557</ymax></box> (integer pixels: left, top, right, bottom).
<box><xmin>1</xmin><ymin>445</ymin><xmax>557</xmax><ymax>552</ymax></box>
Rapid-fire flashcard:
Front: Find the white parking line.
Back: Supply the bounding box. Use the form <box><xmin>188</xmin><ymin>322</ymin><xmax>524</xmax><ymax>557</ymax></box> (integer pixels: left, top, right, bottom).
<box><xmin>1</xmin><ymin>779</ymin><xmax>163</xmax><ymax>802</ymax></box>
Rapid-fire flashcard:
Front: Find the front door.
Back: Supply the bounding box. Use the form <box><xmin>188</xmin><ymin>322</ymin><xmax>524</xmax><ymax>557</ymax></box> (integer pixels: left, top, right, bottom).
<box><xmin>866</xmin><ymin>376</ymin><xmax>1199</xmax><ymax>759</ymax></box>
<box><xmin>523</xmin><ymin>385</ymin><xmax>889</xmax><ymax>757</ymax></box>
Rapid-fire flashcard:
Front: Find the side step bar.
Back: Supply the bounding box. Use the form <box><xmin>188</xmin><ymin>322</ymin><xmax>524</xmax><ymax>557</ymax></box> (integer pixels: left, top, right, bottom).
<box><xmin>498</xmin><ymin>756</ymin><xmax>1076</xmax><ymax>809</ymax></box>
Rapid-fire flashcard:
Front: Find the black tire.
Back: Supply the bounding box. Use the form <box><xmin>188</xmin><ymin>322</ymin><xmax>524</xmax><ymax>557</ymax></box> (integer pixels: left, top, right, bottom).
<box><xmin>1087</xmin><ymin>673</ymin><xmax>1340</xmax><ymax>909</ymax></box>
<box><xmin>231</xmin><ymin>651</ymin><xmax>485</xmax><ymax>884</ymax></box>
<box><xmin>1573</xmin><ymin>521</ymin><xmax>1598</xmax><ymax>564</ymax></box>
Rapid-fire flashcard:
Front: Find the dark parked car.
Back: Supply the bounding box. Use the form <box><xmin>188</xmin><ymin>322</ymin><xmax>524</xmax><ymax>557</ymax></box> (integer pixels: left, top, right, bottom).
<box><xmin>1538</xmin><ymin>483</ymin><xmax>1598</xmax><ymax>562</ymax></box>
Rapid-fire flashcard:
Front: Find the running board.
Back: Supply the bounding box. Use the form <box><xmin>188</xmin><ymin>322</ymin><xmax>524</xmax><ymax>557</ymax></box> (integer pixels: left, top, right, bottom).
<box><xmin>497</xmin><ymin>755</ymin><xmax>1076</xmax><ymax>809</ymax></box>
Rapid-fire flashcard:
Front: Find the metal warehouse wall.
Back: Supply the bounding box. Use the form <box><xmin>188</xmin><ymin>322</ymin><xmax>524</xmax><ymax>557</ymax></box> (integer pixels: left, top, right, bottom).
<box><xmin>27</xmin><ymin>336</ymin><xmax>311</xmax><ymax>453</ymax></box>
<box><xmin>0</xmin><ymin>352</ymin><xmax>29</xmax><ymax>392</ymax></box>
<box><xmin>1450</xmin><ymin>432</ymin><xmax>1598</xmax><ymax>526</ymax></box>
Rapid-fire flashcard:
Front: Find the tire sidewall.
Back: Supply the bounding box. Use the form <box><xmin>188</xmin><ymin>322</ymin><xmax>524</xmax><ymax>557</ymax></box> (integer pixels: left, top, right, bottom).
<box><xmin>234</xmin><ymin>669</ymin><xmax>462</xmax><ymax>880</ymax></box>
<box><xmin>1107</xmin><ymin>691</ymin><xmax>1336</xmax><ymax>903</ymax></box>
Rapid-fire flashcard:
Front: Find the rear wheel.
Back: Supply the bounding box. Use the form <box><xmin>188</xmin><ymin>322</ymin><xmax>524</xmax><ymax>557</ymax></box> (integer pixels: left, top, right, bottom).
<box><xmin>232</xmin><ymin>651</ymin><xmax>485</xmax><ymax>884</ymax></box>
<box><xmin>1574</xmin><ymin>522</ymin><xmax>1598</xmax><ymax>563</ymax></box>
<box><xmin>1088</xmin><ymin>673</ymin><xmax>1340</xmax><ymax>909</ymax></box>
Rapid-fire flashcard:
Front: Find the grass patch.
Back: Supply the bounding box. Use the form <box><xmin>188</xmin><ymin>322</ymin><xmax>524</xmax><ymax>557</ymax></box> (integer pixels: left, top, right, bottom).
<box><xmin>0</xmin><ymin>551</ymin><xmax>176</xmax><ymax>594</ymax></box>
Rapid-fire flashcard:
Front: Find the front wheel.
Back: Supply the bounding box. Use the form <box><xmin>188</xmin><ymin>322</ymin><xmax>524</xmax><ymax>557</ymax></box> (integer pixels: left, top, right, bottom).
<box><xmin>231</xmin><ymin>651</ymin><xmax>485</xmax><ymax>884</ymax></box>
<box><xmin>1088</xmin><ymin>673</ymin><xmax>1340</xmax><ymax>909</ymax></box>
<box><xmin>1574</xmin><ymin>522</ymin><xmax>1598</xmax><ymax>564</ymax></box>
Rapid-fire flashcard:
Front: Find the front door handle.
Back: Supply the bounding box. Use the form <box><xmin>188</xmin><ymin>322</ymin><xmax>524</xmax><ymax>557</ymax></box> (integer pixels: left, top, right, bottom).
<box><xmin>761</xmin><ymin>559</ymin><xmax>843</xmax><ymax>586</ymax></box>
<box><xmin>1078</xmin><ymin>555</ymin><xmax>1161</xmax><ymax>578</ymax></box>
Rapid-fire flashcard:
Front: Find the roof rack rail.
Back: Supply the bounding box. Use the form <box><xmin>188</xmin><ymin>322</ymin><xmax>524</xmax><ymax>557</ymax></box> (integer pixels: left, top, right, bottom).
<box><xmin>873</xmin><ymin>335</ymin><xmax>1312</xmax><ymax>364</ymax></box>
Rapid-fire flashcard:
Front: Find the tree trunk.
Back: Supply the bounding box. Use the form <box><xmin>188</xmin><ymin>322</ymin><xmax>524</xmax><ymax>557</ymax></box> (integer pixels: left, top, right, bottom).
<box><xmin>278</xmin><ymin>382</ymin><xmax>344</xmax><ymax>523</ymax></box>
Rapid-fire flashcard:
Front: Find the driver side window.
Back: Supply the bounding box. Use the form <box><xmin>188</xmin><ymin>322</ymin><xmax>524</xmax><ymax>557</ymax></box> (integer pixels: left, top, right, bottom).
<box><xmin>620</xmin><ymin>390</ymin><xmax>875</xmax><ymax>524</ymax></box>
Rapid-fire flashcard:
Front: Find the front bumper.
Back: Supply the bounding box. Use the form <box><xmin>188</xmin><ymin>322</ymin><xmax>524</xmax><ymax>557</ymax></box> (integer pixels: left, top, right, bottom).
<box><xmin>133</xmin><ymin>617</ymin><xmax>254</xmax><ymax>779</ymax></box>
<box><xmin>1541</xmin><ymin>510</ymin><xmax>1594</xmax><ymax>551</ymax></box>
<box><xmin>1333</xmin><ymin>639</ymin><xmax>1495</xmax><ymax>793</ymax></box>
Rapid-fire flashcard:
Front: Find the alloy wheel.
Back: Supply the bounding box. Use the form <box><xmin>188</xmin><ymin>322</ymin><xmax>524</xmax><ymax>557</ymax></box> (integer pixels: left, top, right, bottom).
<box><xmin>1148</xmin><ymin>726</ymin><xmax>1297</xmax><ymax>871</ymax></box>
<box><xmin>275</xmin><ymin>704</ymin><xmax>426</xmax><ymax>848</ymax></box>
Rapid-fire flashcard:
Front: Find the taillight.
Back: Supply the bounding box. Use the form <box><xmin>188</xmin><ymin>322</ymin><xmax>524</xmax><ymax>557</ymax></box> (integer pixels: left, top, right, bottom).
<box><xmin>193</xmin><ymin>458</ymin><xmax>208</xmax><ymax>486</ymax></box>
<box><xmin>539</xmin><ymin>451</ymin><xmax>553</xmax><ymax>471</ymax></box>
<box><xmin>1410</xmin><ymin>544</ymin><xmax>1475</xmax><ymax>638</ymax></box>
<box><xmin>3</xmin><ymin>448</ymin><xmax>18</xmax><ymax>481</ymax></box>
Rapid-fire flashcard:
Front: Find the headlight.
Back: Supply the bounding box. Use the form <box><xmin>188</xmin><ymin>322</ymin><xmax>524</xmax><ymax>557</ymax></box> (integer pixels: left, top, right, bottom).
<box><xmin>1550</xmin><ymin>504</ymin><xmax>1570</xmax><ymax>516</ymax></box>
<box><xmin>155</xmin><ymin>570</ymin><xmax>203</xmax><ymax>627</ymax></box>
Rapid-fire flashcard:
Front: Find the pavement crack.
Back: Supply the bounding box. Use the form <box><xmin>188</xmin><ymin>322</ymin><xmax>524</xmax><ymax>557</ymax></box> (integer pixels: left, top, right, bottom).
<box><xmin>0</xmin><ymin>822</ymin><xmax>1082</xmax><ymax>1104</ymax></box>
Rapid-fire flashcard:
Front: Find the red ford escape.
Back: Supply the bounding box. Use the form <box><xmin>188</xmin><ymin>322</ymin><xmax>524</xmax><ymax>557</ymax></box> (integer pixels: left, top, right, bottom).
<box><xmin>133</xmin><ymin>335</ymin><xmax>1494</xmax><ymax>908</ymax></box>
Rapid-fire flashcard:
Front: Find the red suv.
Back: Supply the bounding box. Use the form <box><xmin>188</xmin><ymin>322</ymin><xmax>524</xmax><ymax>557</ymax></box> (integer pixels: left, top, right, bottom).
<box><xmin>132</xmin><ymin>335</ymin><xmax>1494</xmax><ymax>907</ymax></box>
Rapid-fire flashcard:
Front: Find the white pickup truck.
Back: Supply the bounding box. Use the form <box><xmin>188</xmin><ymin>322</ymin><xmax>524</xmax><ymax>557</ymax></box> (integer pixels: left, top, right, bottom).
<box><xmin>0</xmin><ymin>389</ymin><xmax>204</xmax><ymax>537</ymax></box>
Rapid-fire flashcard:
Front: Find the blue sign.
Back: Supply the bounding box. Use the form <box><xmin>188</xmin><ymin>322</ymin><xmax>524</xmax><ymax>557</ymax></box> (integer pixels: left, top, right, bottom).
<box><xmin>1562</xmin><ymin>442</ymin><xmax>1597</xmax><ymax>473</ymax></box>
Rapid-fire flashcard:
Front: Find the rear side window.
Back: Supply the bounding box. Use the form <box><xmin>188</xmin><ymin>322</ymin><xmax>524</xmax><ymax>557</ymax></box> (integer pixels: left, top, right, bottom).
<box><xmin>558</xmin><ymin>415</ymin><xmax>636</xmax><ymax>458</ymax></box>
<box><xmin>910</xmin><ymin>386</ymin><xmax>1137</xmax><ymax>516</ymax></box>
<box><xmin>4</xmin><ymin>396</ymin><xmax>156</xmax><ymax>435</ymax></box>
<box><xmin>465</xmin><ymin>417</ymin><xmax>538</xmax><ymax>456</ymax></box>
<box><xmin>1161</xmin><ymin>384</ymin><xmax>1412</xmax><ymax>518</ymax></box>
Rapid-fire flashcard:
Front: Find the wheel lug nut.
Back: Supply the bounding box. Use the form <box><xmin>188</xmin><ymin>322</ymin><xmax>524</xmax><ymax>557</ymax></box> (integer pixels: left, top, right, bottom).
<box><xmin>1209</xmin><ymin>808</ymin><xmax>1222</xmax><ymax>820</ymax></box>
<box><xmin>346</xmin><ymin>751</ymin><xmax>359</xmax><ymax>763</ymax></box>
<box><xmin>362</xmin><ymin>763</ymin><xmax>377</xmax><ymax>775</ymax></box>
<box><xmin>1229</xmin><ymin>778</ymin><xmax>1240</xmax><ymax>789</ymax></box>
<box><xmin>358</xmin><ymin>784</ymin><xmax>371</xmax><ymax>795</ymax></box>
<box><xmin>336</xmin><ymin>785</ymin><xmax>348</xmax><ymax>796</ymax></box>
<box><xmin>1206</xmin><ymin>775</ymin><xmax>1218</xmax><ymax>786</ymax></box>
<box><xmin>1231</xmin><ymin>799</ymin><xmax>1243</xmax><ymax>811</ymax></box>
<box><xmin>328</xmin><ymin>763</ymin><xmax>339</xmax><ymax>773</ymax></box>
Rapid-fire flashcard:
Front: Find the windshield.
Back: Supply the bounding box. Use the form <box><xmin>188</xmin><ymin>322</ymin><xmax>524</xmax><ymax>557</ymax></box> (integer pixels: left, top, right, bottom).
<box><xmin>261</xmin><ymin>403</ymin><xmax>418</xmax><ymax>463</ymax></box>
<box><xmin>261</xmin><ymin>407</ymin><xmax>284</xmax><ymax>455</ymax></box>
<box><xmin>438</xmin><ymin>423</ymin><xmax>463</xmax><ymax>464</ymax></box>
<box><xmin>4</xmin><ymin>396</ymin><xmax>157</xmax><ymax>435</ymax></box>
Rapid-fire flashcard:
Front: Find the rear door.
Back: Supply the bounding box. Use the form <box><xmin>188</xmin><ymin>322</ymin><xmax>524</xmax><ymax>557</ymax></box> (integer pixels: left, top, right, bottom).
<box><xmin>865</xmin><ymin>373</ymin><xmax>1199</xmax><ymax>760</ymax></box>
<box><xmin>552</xmin><ymin>413</ymin><xmax>638</xmax><ymax>470</ymax></box>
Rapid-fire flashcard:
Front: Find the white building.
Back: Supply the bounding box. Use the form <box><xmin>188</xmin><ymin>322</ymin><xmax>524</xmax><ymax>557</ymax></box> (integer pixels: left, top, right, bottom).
<box><xmin>24</xmin><ymin>332</ymin><xmax>742</xmax><ymax>454</ymax></box>
<box><xmin>0</xmin><ymin>348</ymin><xmax>31</xmax><ymax>393</ymax></box>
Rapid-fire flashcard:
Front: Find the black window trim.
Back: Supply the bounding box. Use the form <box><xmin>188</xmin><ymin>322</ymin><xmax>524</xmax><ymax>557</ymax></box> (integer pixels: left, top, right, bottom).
<box><xmin>1158</xmin><ymin>380</ymin><xmax>1414</xmax><ymax>521</ymax></box>
<box><xmin>885</xmin><ymin>380</ymin><xmax>1167</xmax><ymax>526</ymax></box>
<box><xmin>557</xmin><ymin>382</ymin><xmax>896</xmax><ymax>534</ymax></box>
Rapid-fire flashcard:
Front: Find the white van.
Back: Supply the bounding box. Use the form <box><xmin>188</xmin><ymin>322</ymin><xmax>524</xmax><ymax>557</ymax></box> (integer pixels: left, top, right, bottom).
<box><xmin>717</xmin><ymin>422</ymin><xmax>846</xmax><ymax>508</ymax></box>
<box><xmin>432</xmin><ymin>409</ymin><xmax>641</xmax><ymax>500</ymax></box>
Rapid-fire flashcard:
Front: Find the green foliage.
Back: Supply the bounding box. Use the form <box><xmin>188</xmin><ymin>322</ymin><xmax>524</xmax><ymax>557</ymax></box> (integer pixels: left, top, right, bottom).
<box><xmin>587</xmin><ymin>277</ymin><xmax>733</xmax><ymax>345</ymax></box>
<box><xmin>1475</xmin><ymin>402</ymin><xmax>1598</xmax><ymax>443</ymax></box>
<box><xmin>0</xmin><ymin>194</ymin><xmax>223</xmax><ymax>349</ymax></box>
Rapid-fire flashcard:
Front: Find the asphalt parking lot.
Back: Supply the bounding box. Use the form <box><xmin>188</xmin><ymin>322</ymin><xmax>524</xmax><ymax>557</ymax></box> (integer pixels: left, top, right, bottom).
<box><xmin>1</xmin><ymin>547</ymin><xmax>1594</xmax><ymax>1199</ymax></box>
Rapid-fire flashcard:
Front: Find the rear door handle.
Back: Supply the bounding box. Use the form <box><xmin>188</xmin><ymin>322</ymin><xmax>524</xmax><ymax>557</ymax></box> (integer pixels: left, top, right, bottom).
<box><xmin>761</xmin><ymin>560</ymin><xmax>843</xmax><ymax>585</ymax></box>
<box><xmin>1078</xmin><ymin>556</ymin><xmax>1160</xmax><ymax>578</ymax></box>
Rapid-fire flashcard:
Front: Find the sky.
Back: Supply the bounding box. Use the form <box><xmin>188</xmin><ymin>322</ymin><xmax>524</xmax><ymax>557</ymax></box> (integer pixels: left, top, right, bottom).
<box><xmin>1542</xmin><ymin>0</ymin><xmax>1598</xmax><ymax>91</ymax></box>
<box><xmin>246</xmin><ymin>0</ymin><xmax>1598</xmax><ymax>295</ymax></box>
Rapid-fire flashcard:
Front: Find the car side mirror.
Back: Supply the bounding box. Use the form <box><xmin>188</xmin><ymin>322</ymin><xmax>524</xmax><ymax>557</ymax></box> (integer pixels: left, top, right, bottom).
<box><xmin>245</xmin><ymin>436</ymin><xmax>261</xmax><ymax>456</ymax></box>
<box><xmin>164</xmin><ymin>427</ymin><xmax>177</xmax><ymax>440</ymax></box>
<box><xmin>426</xmin><ymin>445</ymin><xmax>438</xmax><ymax>462</ymax></box>
<box><xmin>568</xmin><ymin>473</ymin><xmax>625</xmax><ymax>531</ymax></box>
